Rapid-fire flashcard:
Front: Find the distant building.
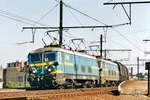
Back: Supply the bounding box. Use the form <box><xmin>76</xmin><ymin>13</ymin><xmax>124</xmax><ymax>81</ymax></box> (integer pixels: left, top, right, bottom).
<box><xmin>7</xmin><ymin>60</ymin><xmax>26</xmax><ymax>68</ymax></box>
<box><xmin>3</xmin><ymin>61</ymin><xmax>29</xmax><ymax>88</ymax></box>
<box><xmin>3</xmin><ymin>67</ymin><xmax>29</xmax><ymax>88</ymax></box>
<box><xmin>0</xmin><ymin>66</ymin><xmax>3</xmax><ymax>80</ymax></box>
<box><xmin>7</xmin><ymin>61</ymin><xmax>27</xmax><ymax>72</ymax></box>
<box><xmin>0</xmin><ymin>66</ymin><xmax>3</xmax><ymax>88</ymax></box>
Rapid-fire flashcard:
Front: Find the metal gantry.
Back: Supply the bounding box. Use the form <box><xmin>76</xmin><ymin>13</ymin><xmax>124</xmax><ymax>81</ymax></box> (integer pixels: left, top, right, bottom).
<box><xmin>104</xmin><ymin>1</ymin><xmax>150</xmax><ymax>25</ymax></box>
<box><xmin>22</xmin><ymin>0</ymin><xmax>130</xmax><ymax>46</ymax></box>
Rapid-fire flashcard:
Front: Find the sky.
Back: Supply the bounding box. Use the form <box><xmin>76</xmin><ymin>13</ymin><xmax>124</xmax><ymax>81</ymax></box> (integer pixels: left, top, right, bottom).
<box><xmin>0</xmin><ymin>0</ymin><xmax>150</xmax><ymax>74</ymax></box>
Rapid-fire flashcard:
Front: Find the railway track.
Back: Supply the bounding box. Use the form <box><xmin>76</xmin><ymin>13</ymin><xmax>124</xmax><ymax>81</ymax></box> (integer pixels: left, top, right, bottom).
<box><xmin>0</xmin><ymin>87</ymin><xmax>117</xmax><ymax>100</ymax></box>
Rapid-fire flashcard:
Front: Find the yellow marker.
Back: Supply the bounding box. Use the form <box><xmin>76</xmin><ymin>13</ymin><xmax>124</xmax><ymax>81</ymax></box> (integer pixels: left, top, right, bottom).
<box><xmin>51</xmin><ymin>70</ymin><xmax>64</xmax><ymax>74</ymax></box>
<box><xmin>29</xmin><ymin>61</ymin><xmax>74</xmax><ymax>67</ymax></box>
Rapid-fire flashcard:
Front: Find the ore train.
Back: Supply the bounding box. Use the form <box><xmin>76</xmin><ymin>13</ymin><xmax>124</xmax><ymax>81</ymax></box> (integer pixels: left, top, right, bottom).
<box><xmin>27</xmin><ymin>46</ymin><xmax>129</xmax><ymax>88</ymax></box>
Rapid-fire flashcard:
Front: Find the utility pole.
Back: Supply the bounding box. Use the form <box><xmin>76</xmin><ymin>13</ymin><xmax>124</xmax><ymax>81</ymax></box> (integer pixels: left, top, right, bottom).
<box><xmin>104</xmin><ymin>49</ymin><xmax>107</xmax><ymax>59</ymax></box>
<box><xmin>59</xmin><ymin>0</ymin><xmax>63</xmax><ymax>46</ymax></box>
<box><xmin>148</xmin><ymin>69</ymin><xmax>150</xmax><ymax>96</ymax></box>
<box><xmin>100</xmin><ymin>34</ymin><xmax>103</xmax><ymax>58</ymax></box>
<box><xmin>137</xmin><ymin>57</ymin><xmax>140</xmax><ymax>80</ymax></box>
<box><xmin>145</xmin><ymin>62</ymin><xmax>150</xmax><ymax>96</ymax></box>
<box><xmin>131</xmin><ymin>67</ymin><xmax>133</xmax><ymax>79</ymax></box>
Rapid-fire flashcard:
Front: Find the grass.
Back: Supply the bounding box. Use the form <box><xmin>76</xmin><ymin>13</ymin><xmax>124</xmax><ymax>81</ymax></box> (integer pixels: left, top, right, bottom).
<box><xmin>6</xmin><ymin>82</ymin><xmax>30</xmax><ymax>89</ymax></box>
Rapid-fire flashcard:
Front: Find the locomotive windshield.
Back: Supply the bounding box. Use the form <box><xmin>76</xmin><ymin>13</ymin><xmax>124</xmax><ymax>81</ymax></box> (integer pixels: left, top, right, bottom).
<box><xmin>28</xmin><ymin>53</ymin><xmax>42</xmax><ymax>63</ymax></box>
<box><xmin>28</xmin><ymin>51</ymin><xmax>57</xmax><ymax>64</ymax></box>
<box><xmin>44</xmin><ymin>52</ymin><xmax>56</xmax><ymax>61</ymax></box>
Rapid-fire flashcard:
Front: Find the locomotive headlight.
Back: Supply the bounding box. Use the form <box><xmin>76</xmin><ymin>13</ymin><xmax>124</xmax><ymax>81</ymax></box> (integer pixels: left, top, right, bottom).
<box><xmin>47</xmin><ymin>65</ymin><xmax>55</xmax><ymax>72</ymax></box>
<box><xmin>48</xmin><ymin>68</ymin><xmax>51</xmax><ymax>72</ymax></box>
<box><xmin>32</xmin><ymin>68</ymin><xmax>37</xmax><ymax>73</ymax></box>
<box><xmin>32</xmin><ymin>70</ymin><xmax>36</xmax><ymax>73</ymax></box>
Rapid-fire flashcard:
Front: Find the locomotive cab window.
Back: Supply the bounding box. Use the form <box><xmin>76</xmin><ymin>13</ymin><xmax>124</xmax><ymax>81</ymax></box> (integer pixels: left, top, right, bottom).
<box><xmin>44</xmin><ymin>52</ymin><xmax>56</xmax><ymax>61</ymax></box>
<box><xmin>28</xmin><ymin>53</ymin><xmax>42</xmax><ymax>63</ymax></box>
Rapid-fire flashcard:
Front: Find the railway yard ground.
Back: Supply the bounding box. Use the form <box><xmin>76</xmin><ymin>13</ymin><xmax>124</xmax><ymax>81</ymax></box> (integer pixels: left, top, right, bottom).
<box><xmin>0</xmin><ymin>80</ymin><xmax>150</xmax><ymax>100</ymax></box>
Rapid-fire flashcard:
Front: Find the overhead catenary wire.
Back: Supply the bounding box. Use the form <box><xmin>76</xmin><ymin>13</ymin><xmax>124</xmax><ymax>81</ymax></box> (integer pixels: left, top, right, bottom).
<box><xmin>65</xmin><ymin>31</ymin><xmax>77</xmax><ymax>38</ymax></box>
<box><xmin>0</xmin><ymin>2</ymin><xmax>59</xmax><ymax>26</ymax></box>
<box><xmin>52</xmin><ymin>0</ymin><xmax>129</xmax><ymax>28</ymax></box>
<box><xmin>55</xmin><ymin>0</ymin><xmax>108</xmax><ymax>26</ymax></box>
<box><xmin>54</xmin><ymin>0</ymin><xmax>143</xmax><ymax>53</ymax></box>
<box><xmin>107</xmin><ymin>38</ymin><xmax>129</xmax><ymax>49</ymax></box>
<box><xmin>0</xmin><ymin>9</ymin><xmax>48</xmax><ymax>26</ymax></box>
<box><xmin>23</xmin><ymin>0</ymin><xmax>129</xmax><ymax>29</ymax></box>
<box><xmin>0</xmin><ymin>6</ymin><xmax>59</xmax><ymax>44</ymax></box>
<box><xmin>34</xmin><ymin>3</ymin><xmax>59</xmax><ymax>26</ymax></box>
<box><xmin>0</xmin><ymin>13</ymin><xmax>35</xmax><ymax>26</ymax></box>
<box><xmin>111</xmin><ymin>28</ymin><xmax>144</xmax><ymax>52</ymax></box>
<box><xmin>17</xmin><ymin>0</ymin><xmax>144</xmax><ymax>53</ymax></box>
<box><xmin>66</xmin><ymin>8</ymin><xmax>83</xmax><ymax>26</ymax></box>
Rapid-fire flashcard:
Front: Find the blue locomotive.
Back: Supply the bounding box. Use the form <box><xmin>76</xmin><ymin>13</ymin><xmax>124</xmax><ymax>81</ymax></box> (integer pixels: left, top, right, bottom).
<box><xmin>27</xmin><ymin>46</ymin><xmax>129</xmax><ymax>88</ymax></box>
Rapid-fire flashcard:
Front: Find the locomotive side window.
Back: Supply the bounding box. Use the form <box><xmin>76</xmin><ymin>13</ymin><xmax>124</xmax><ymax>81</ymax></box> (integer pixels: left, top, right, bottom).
<box><xmin>64</xmin><ymin>53</ymin><xmax>71</xmax><ymax>62</ymax></box>
<box><xmin>107</xmin><ymin>63</ymin><xmax>111</xmax><ymax>75</ymax></box>
<box><xmin>111</xmin><ymin>70</ymin><xmax>113</xmax><ymax>75</ymax></box>
<box><xmin>114</xmin><ymin>71</ymin><xmax>116</xmax><ymax>76</ymax></box>
<box><xmin>102</xmin><ymin>61</ymin><xmax>107</xmax><ymax>75</ymax></box>
<box><xmin>113</xmin><ymin>71</ymin><xmax>115</xmax><ymax>75</ymax></box>
<box><xmin>61</xmin><ymin>52</ymin><xmax>71</xmax><ymax>62</ymax></box>
<box><xmin>88</xmin><ymin>67</ymin><xmax>92</xmax><ymax>73</ymax></box>
<box><xmin>110</xmin><ymin>70</ymin><xmax>112</xmax><ymax>75</ymax></box>
<box><xmin>81</xmin><ymin>66</ymin><xmax>86</xmax><ymax>73</ymax></box>
<box><xmin>69</xmin><ymin>54</ymin><xmax>73</xmax><ymax>62</ymax></box>
<box><xmin>57</xmin><ymin>52</ymin><xmax>62</xmax><ymax>62</ymax></box>
<box><xmin>108</xmin><ymin>70</ymin><xmax>111</xmax><ymax>75</ymax></box>
<box><xmin>92</xmin><ymin>59</ymin><xmax>97</xmax><ymax>65</ymax></box>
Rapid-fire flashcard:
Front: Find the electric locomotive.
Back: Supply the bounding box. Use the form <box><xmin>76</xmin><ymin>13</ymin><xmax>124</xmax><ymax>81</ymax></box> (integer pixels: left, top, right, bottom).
<box><xmin>98</xmin><ymin>59</ymin><xmax>129</xmax><ymax>86</ymax></box>
<box><xmin>27</xmin><ymin>46</ymin><xmax>99</xmax><ymax>88</ymax></box>
<box><xmin>27</xmin><ymin>46</ymin><xmax>129</xmax><ymax>88</ymax></box>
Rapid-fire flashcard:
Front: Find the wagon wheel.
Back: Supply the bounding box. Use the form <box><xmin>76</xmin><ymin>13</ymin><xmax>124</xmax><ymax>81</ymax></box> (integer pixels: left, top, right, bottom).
<box><xmin>82</xmin><ymin>81</ymin><xmax>89</xmax><ymax>88</ymax></box>
<box><xmin>90</xmin><ymin>81</ymin><xmax>96</xmax><ymax>88</ymax></box>
<box><xmin>71</xmin><ymin>82</ymin><xmax>76</xmax><ymax>89</ymax></box>
<box><xmin>104</xmin><ymin>81</ymin><xmax>110</xmax><ymax>87</ymax></box>
<box><xmin>58</xmin><ymin>85</ymin><xmax>65</xmax><ymax>89</ymax></box>
<box><xmin>112</xmin><ymin>81</ymin><xmax>117</xmax><ymax>87</ymax></box>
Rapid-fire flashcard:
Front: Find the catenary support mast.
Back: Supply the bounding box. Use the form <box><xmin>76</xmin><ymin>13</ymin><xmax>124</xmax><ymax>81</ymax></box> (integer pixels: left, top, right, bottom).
<box><xmin>59</xmin><ymin>0</ymin><xmax>63</xmax><ymax>46</ymax></box>
<box><xmin>100</xmin><ymin>34</ymin><xmax>103</xmax><ymax>58</ymax></box>
<box><xmin>104</xmin><ymin>1</ymin><xmax>150</xmax><ymax>25</ymax></box>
